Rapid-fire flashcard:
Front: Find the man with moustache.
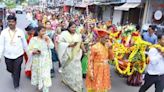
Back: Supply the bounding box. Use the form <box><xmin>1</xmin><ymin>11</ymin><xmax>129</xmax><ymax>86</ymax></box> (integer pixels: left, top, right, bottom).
<box><xmin>0</xmin><ymin>15</ymin><xmax>27</xmax><ymax>92</ymax></box>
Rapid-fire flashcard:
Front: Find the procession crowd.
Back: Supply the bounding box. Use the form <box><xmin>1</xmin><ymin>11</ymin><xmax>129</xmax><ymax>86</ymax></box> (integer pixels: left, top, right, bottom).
<box><xmin>0</xmin><ymin>9</ymin><xmax>164</xmax><ymax>92</ymax></box>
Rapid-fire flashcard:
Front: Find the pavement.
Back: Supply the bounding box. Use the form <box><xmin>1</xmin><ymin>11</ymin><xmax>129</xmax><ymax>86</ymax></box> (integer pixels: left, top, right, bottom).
<box><xmin>0</xmin><ymin>12</ymin><xmax>157</xmax><ymax>92</ymax></box>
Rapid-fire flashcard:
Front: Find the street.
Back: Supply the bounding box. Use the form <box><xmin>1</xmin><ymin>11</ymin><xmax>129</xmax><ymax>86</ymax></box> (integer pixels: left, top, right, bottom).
<box><xmin>0</xmin><ymin>13</ymin><xmax>156</xmax><ymax>92</ymax></box>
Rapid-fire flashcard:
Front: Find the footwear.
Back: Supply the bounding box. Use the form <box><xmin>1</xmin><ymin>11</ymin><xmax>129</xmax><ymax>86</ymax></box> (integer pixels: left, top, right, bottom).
<box><xmin>83</xmin><ymin>74</ymin><xmax>86</xmax><ymax>78</ymax></box>
<box><xmin>36</xmin><ymin>87</ymin><xmax>42</xmax><ymax>92</ymax></box>
<box><xmin>51</xmin><ymin>69</ymin><xmax>55</xmax><ymax>73</ymax></box>
<box><xmin>43</xmin><ymin>87</ymin><xmax>49</xmax><ymax>92</ymax></box>
<box><xmin>58</xmin><ymin>68</ymin><xmax>62</xmax><ymax>73</ymax></box>
<box><xmin>51</xmin><ymin>72</ymin><xmax>55</xmax><ymax>78</ymax></box>
<box><xmin>15</xmin><ymin>87</ymin><xmax>21</xmax><ymax>92</ymax></box>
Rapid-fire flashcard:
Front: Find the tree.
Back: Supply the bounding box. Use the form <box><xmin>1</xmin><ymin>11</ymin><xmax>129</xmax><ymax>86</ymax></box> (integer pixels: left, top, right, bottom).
<box><xmin>15</xmin><ymin>0</ymin><xmax>26</xmax><ymax>4</ymax></box>
<box><xmin>0</xmin><ymin>0</ymin><xmax>4</xmax><ymax>2</ymax></box>
<box><xmin>4</xmin><ymin>0</ymin><xmax>16</xmax><ymax>8</ymax></box>
<box><xmin>19</xmin><ymin>0</ymin><xmax>26</xmax><ymax>4</ymax></box>
<box><xmin>28</xmin><ymin>0</ymin><xmax>39</xmax><ymax>5</ymax></box>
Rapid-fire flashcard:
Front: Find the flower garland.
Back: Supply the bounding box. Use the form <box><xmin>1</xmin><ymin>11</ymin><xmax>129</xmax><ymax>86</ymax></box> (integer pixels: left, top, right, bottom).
<box><xmin>111</xmin><ymin>25</ymin><xmax>147</xmax><ymax>75</ymax></box>
<box><xmin>110</xmin><ymin>25</ymin><xmax>164</xmax><ymax>76</ymax></box>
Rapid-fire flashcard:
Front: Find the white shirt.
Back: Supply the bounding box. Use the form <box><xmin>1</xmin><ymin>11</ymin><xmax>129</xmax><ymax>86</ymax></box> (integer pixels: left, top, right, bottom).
<box><xmin>0</xmin><ymin>27</ymin><xmax>28</xmax><ymax>59</ymax></box>
<box><xmin>146</xmin><ymin>48</ymin><xmax>164</xmax><ymax>75</ymax></box>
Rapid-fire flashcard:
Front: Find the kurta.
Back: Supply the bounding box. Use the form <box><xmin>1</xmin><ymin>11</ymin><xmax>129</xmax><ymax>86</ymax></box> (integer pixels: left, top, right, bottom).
<box><xmin>28</xmin><ymin>37</ymin><xmax>54</xmax><ymax>90</ymax></box>
<box><xmin>58</xmin><ymin>31</ymin><xmax>83</xmax><ymax>92</ymax></box>
<box><xmin>86</xmin><ymin>42</ymin><xmax>111</xmax><ymax>92</ymax></box>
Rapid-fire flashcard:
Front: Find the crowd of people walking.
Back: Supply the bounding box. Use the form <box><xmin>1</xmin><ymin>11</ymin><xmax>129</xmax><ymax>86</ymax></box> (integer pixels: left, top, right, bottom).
<box><xmin>0</xmin><ymin>9</ymin><xmax>163</xmax><ymax>92</ymax></box>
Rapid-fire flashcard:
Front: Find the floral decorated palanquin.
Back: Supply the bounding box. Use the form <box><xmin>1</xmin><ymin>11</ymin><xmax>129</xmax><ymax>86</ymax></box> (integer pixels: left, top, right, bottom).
<box><xmin>110</xmin><ymin>25</ymin><xmax>164</xmax><ymax>86</ymax></box>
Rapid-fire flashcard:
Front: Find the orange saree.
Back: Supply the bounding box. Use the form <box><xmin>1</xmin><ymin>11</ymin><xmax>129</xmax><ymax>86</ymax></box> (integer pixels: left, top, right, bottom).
<box><xmin>86</xmin><ymin>42</ymin><xmax>112</xmax><ymax>92</ymax></box>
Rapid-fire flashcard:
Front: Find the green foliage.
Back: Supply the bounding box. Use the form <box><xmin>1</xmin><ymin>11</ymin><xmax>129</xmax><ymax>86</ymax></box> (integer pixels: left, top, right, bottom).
<box><xmin>28</xmin><ymin>0</ymin><xmax>39</xmax><ymax>5</ymax></box>
<box><xmin>0</xmin><ymin>0</ymin><xmax>4</xmax><ymax>2</ymax></box>
<box><xmin>4</xmin><ymin>0</ymin><xmax>16</xmax><ymax>8</ymax></box>
<box><xmin>19</xmin><ymin>0</ymin><xmax>26</xmax><ymax>4</ymax></box>
<box><xmin>131</xmin><ymin>51</ymin><xmax>142</xmax><ymax>63</ymax></box>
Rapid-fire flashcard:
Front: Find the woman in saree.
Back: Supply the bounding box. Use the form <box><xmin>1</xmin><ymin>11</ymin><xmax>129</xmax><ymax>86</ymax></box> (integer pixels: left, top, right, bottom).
<box><xmin>86</xmin><ymin>30</ymin><xmax>114</xmax><ymax>92</ymax></box>
<box><xmin>24</xmin><ymin>25</ymin><xmax>35</xmax><ymax>78</ymax></box>
<box><xmin>57</xmin><ymin>22</ymin><xmax>83</xmax><ymax>92</ymax></box>
<box><xmin>28</xmin><ymin>26</ymin><xmax>54</xmax><ymax>92</ymax></box>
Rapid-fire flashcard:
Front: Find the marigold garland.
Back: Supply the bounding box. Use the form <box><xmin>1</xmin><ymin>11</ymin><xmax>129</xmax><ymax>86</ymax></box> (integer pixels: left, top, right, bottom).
<box><xmin>110</xmin><ymin>25</ymin><xmax>164</xmax><ymax>76</ymax></box>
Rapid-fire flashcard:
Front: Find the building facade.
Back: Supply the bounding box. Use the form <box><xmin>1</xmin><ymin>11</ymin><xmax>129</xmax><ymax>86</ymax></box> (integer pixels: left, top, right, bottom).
<box><xmin>143</xmin><ymin>0</ymin><xmax>164</xmax><ymax>27</ymax></box>
<box><xmin>46</xmin><ymin>0</ymin><xmax>163</xmax><ymax>31</ymax></box>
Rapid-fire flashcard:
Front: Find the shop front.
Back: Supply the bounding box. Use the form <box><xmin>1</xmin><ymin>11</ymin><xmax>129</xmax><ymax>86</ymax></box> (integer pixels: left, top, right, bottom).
<box><xmin>112</xmin><ymin>0</ymin><xmax>142</xmax><ymax>26</ymax></box>
<box><xmin>142</xmin><ymin>0</ymin><xmax>164</xmax><ymax>33</ymax></box>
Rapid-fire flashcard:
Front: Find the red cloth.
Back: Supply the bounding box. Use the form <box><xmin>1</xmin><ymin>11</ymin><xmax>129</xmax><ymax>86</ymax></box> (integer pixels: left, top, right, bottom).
<box><xmin>24</xmin><ymin>36</ymin><xmax>33</xmax><ymax>78</ymax></box>
<box><xmin>96</xmin><ymin>30</ymin><xmax>109</xmax><ymax>37</ymax></box>
<box><xmin>132</xmin><ymin>32</ymin><xmax>140</xmax><ymax>37</ymax></box>
<box><xmin>63</xmin><ymin>6</ymin><xmax>70</xmax><ymax>12</ymax></box>
<box><xmin>27</xmin><ymin>35</ymin><xmax>33</xmax><ymax>44</ymax></box>
<box><xmin>24</xmin><ymin>52</ymin><xmax>31</xmax><ymax>78</ymax></box>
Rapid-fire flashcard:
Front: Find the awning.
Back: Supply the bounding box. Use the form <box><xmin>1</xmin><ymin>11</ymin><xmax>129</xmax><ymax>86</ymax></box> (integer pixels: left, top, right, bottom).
<box><xmin>64</xmin><ymin>0</ymin><xmax>74</xmax><ymax>6</ymax></box>
<box><xmin>114</xmin><ymin>3</ymin><xmax>140</xmax><ymax>11</ymax></box>
<box><xmin>92</xmin><ymin>2</ymin><xmax>123</xmax><ymax>5</ymax></box>
<box><xmin>75</xmin><ymin>2</ymin><xmax>88</xmax><ymax>8</ymax></box>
